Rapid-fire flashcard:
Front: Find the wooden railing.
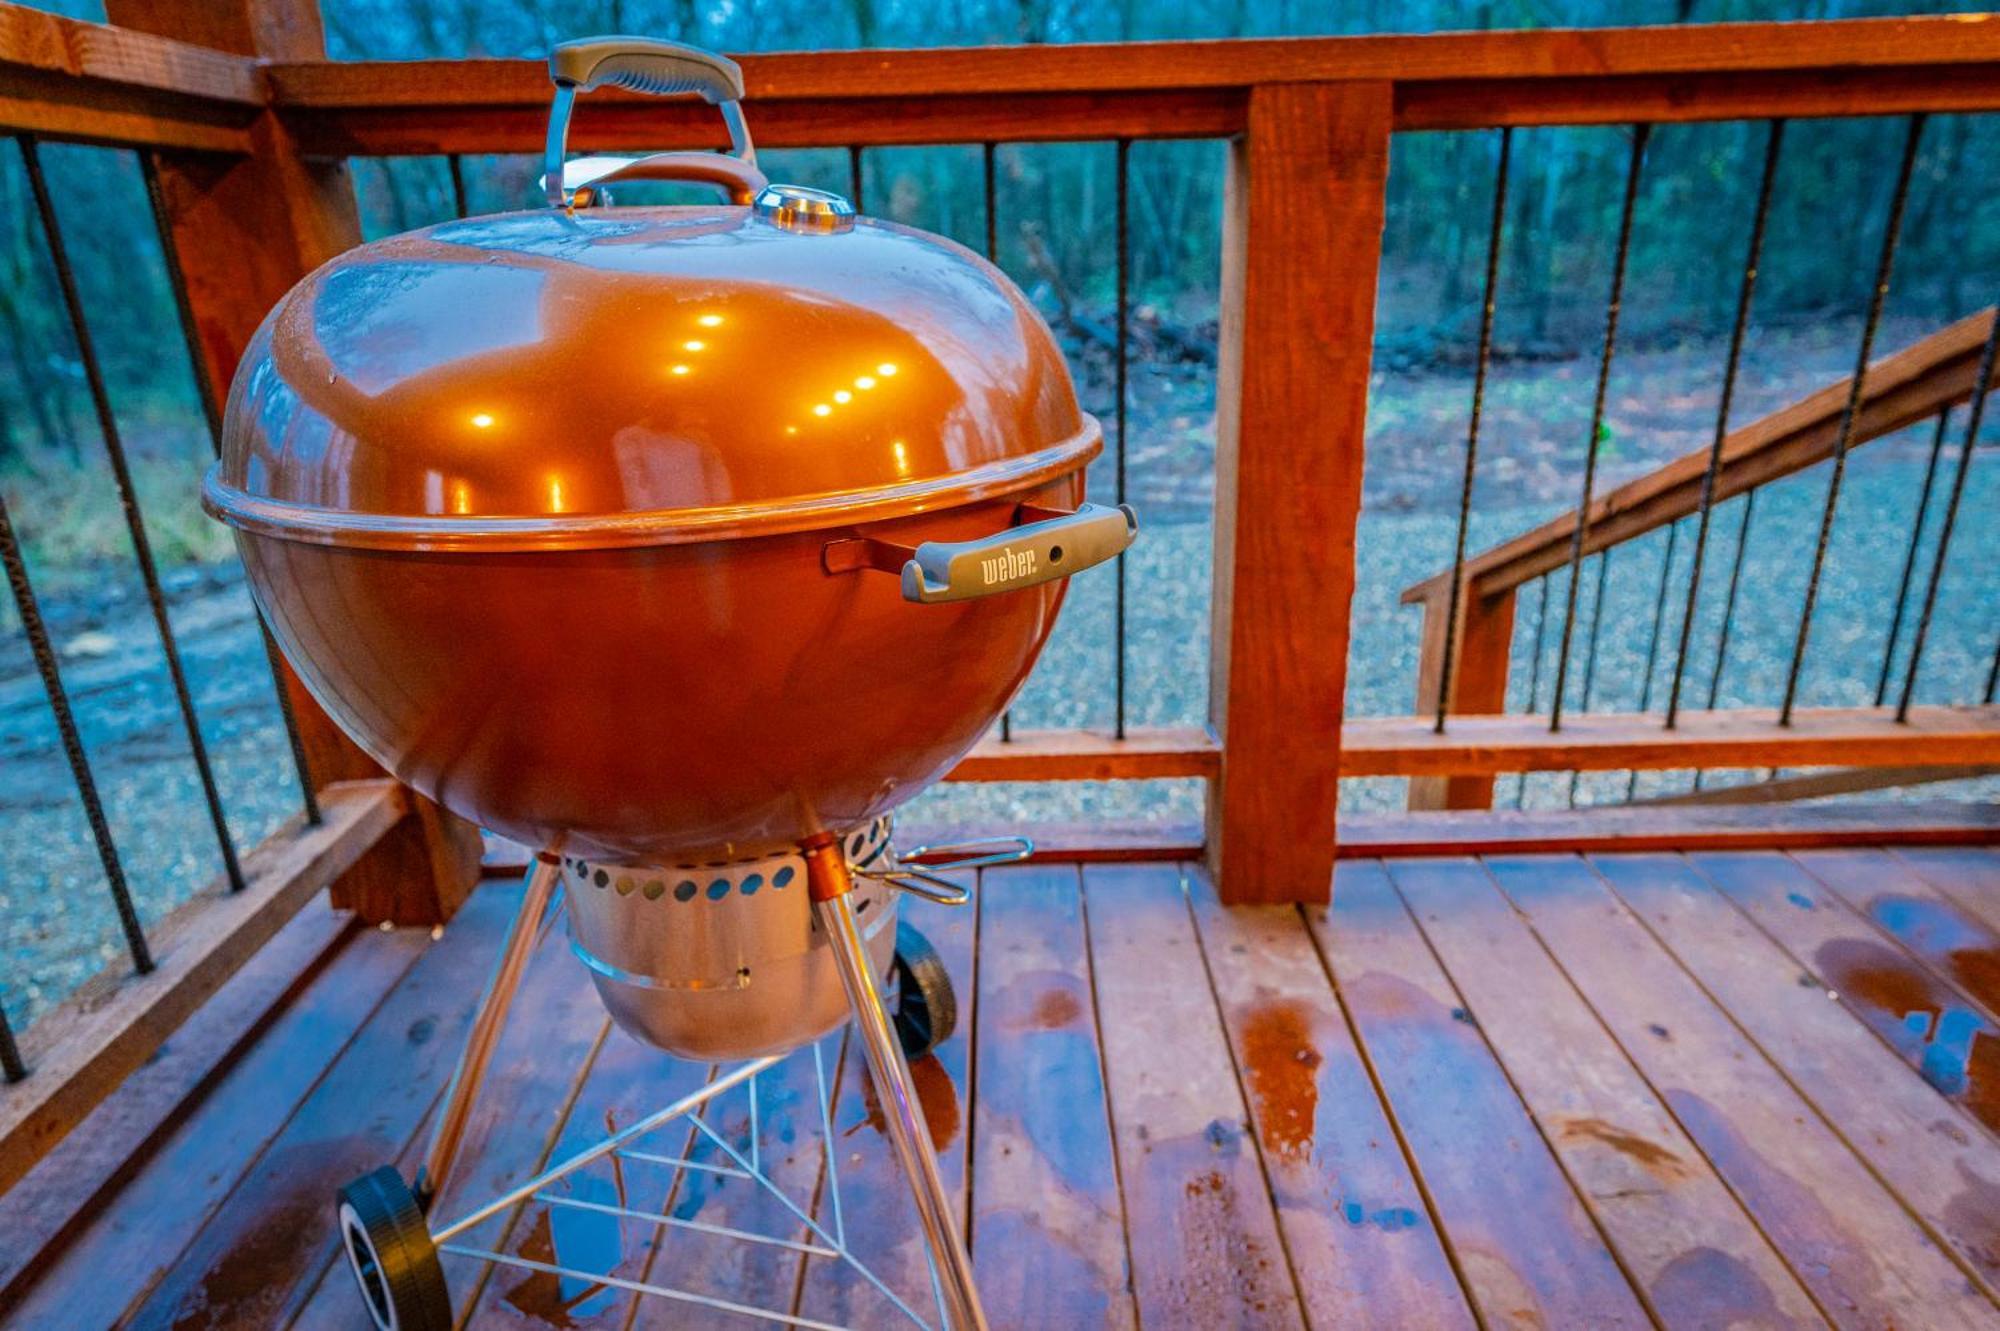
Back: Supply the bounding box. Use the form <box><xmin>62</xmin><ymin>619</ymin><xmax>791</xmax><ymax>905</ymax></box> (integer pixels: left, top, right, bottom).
<box><xmin>2</xmin><ymin>0</ymin><xmax>1999</xmax><ymax>1183</ymax></box>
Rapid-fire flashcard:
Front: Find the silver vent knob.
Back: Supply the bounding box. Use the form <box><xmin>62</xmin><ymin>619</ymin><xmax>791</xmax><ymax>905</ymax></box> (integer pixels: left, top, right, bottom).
<box><xmin>753</xmin><ymin>184</ymin><xmax>856</xmax><ymax>233</ymax></box>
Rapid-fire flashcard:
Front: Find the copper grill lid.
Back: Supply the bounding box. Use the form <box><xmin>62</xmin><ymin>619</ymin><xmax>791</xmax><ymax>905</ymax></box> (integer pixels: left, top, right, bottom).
<box><xmin>206</xmin><ymin>194</ymin><xmax>1099</xmax><ymax>551</ymax></box>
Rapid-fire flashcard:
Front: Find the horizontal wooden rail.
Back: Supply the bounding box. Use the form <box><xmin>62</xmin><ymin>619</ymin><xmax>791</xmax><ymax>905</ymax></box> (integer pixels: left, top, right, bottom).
<box><xmin>0</xmin><ymin>779</ymin><xmax>402</xmax><ymax>1194</ymax></box>
<box><xmin>0</xmin><ymin>3</ymin><xmax>258</xmax><ymax>149</ymax></box>
<box><xmin>1403</xmin><ymin>307</ymin><xmax>1997</xmax><ymax>607</ymax></box>
<box><xmin>266</xmin><ymin>18</ymin><xmax>2000</xmax><ymax>154</ymax></box>
<box><xmin>950</xmin><ymin>704</ymin><xmax>2000</xmax><ymax>782</ymax></box>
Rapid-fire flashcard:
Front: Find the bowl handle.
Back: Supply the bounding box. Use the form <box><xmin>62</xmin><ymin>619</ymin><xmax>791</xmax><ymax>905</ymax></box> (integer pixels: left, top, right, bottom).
<box><xmin>543</xmin><ymin>37</ymin><xmax>763</xmax><ymax>208</ymax></box>
<box><xmin>900</xmin><ymin>502</ymin><xmax>1138</xmax><ymax>604</ymax></box>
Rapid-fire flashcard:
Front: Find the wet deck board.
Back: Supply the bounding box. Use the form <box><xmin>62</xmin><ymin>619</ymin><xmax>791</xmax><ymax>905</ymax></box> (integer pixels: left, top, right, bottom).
<box><xmin>1381</xmin><ymin>856</ymin><xmax>1825</xmax><ymax>1329</ymax></box>
<box><xmin>1187</xmin><ymin>868</ymin><xmax>1476</xmax><ymax>1328</ymax></box>
<box><xmin>1497</xmin><ymin>852</ymin><xmax>1999</xmax><ymax>1329</ymax></box>
<box><xmin>1085</xmin><ymin>862</ymin><xmax>1305</xmax><ymax>1329</ymax></box>
<box><xmin>1599</xmin><ymin>850</ymin><xmax>2000</xmax><ymax>1301</ymax></box>
<box><xmin>970</xmin><ymin>863</ymin><xmax>1134</xmax><ymax>1328</ymax></box>
<box><xmin>8</xmin><ymin>845</ymin><xmax>2000</xmax><ymax>1330</ymax></box>
<box><xmin>1313</xmin><ymin>859</ymin><xmax>1651</xmax><ymax>1330</ymax></box>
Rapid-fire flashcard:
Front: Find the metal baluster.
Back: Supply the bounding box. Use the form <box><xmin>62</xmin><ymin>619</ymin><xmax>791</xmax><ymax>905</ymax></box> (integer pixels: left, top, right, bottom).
<box><xmin>0</xmin><ymin>489</ymin><xmax>151</xmax><ymax>973</ymax></box>
<box><xmin>848</xmin><ymin>145</ymin><xmax>865</xmax><ymax>212</ymax></box>
<box><xmin>1985</xmin><ymin>636</ymin><xmax>1999</xmax><ymax>706</ymax></box>
<box><xmin>447</xmin><ymin>153</ymin><xmax>470</xmax><ymax>219</ymax></box>
<box><xmin>1665</xmin><ymin>118</ymin><xmax>1783</xmax><ymax>729</ymax></box>
<box><xmin>1566</xmin><ymin>549</ymin><xmax>1613</xmax><ymax>808</ymax></box>
<box><xmin>1625</xmin><ymin>519</ymin><xmax>1681</xmax><ymax>800</ymax></box>
<box><xmin>140</xmin><ymin>154</ymin><xmax>321</xmax><ymax>826</ymax></box>
<box><xmin>22</xmin><ymin>136</ymin><xmax>244</xmax><ymax>892</ymax></box>
<box><xmin>0</xmin><ymin>1002</ymin><xmax>21</xmax><ymax>1083</ymax></box>
<box><xmin>985</xmin><ymin>141</ymin><xmax>1013</xmax><ymax>745</ymax></box>
<box><xmin>1897</xmin><ymin>307</ymin><xmax>1997</xmax><ymax>721</ymax></box>
<box><xmin>1691</xmin><ymin>489</ymin><xmax>1760</xmax><ymax>793</ymax></box>
<box><xmin>1780</xmin><ymin>114</ymin><xmax>1925</xmax><ymax>724</ymax></box>
<box><xmin>1114</xmin><ymin>138</ymin><xmax>1131</xmax><ymax>739</ymax></box>
<box><xmin>1875</xmin><ymin>406</ymin><xmax>1952</xmax><ymax>704</ymax></box>
<box><xmin>1550</xmin><ymin>124</ymin><xmax>1648</xmax><ymax>731</ymax></box>
<box><xmin>1514</xmin><ymin>573</ymin><xmax>1551</xmax><ymax>809</ymax></box>
<box><xmin>1435</xmin><ymin>127</ymin><xmax>1512</xmax><ymax>734</ymax></box>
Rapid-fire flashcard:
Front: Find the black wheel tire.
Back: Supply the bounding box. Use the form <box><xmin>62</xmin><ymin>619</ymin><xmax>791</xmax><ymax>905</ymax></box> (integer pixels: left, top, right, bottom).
<box><xmin>336</xmin><ymin>1166</ymin><xmax>452</xmax><ymax>1331</ymax></box>
<box><xmin>891</xmin><ymin>920</ymin><xmax>958</xmax><ymax>1059</ymax></box>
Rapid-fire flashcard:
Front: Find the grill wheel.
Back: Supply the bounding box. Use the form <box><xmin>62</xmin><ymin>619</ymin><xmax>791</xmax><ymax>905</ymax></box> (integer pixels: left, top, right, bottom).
<box><xmin>891</xmin><ymin>921</ymin><xmax>957</xmax><ymax>1060</ymax></box>
<box><xmin>336</xmin><ymin>1166</ymin><xmax>451</xmax><ymax>1331</ymax></box>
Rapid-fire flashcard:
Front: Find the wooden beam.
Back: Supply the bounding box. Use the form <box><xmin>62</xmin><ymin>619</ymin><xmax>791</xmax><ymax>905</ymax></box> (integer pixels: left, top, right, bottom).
<box><xmin>0</xmin><ymin>780</ymin><xmax>403</xmax><ymax>1194</ymax></box>
<box><xmin>0</xmin><ymin>2</ymin><xmax>260</xmax><ymax>149</ymax></box>
<box><xmin>948</xmin><ymin>726</ymin><xmax>1217</xmax><ymax>782</ymax></box>
<box><xmin>1404</xmin><ymin>308</ymin><xmax>1995</xmax><ymax>607</ymax></box>
<box><xmin>1337</xmin><ymin>802</ymin><xmax>2000</xmax><ymax>858</ymax></box>
<box><xmin>267</xmin><ymin>17</ymin><xmax>2000</xmax><ymax>107</ymax></box>
<box><xmin>1206</xmin><ymin>80</ymin><xmax>1388</xmax><ymax>905</ymax></box>
<box><xmin>1342</xmin><ymin>704</ymin><xmax>2000</xmax><ymax>777</ymax></box>
<box><xmin>1407</xmin><ymin>583</ymin><xmax>1516</xmax><ymax>811</ymax></box>
<box><xmin>1639</xmin><ymin>763</ymin><xmax>1998</xmax><ymax>806</ymax></box>
<box><xmin>114</xmin><ymin>0</ymin><xmax>482</xmax><ymax>927</ymax></box>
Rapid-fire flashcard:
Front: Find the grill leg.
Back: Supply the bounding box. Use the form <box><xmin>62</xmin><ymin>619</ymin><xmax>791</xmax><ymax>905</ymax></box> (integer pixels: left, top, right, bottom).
<box><xmin>417</xmin><ymin>856</ymin><xmax>562</xmax><ymax>1205</ymax></box>
<box><xmin>804</xmin><ymin>835</ymin><xmax>988</xmax><ymax>1331</ymax></box>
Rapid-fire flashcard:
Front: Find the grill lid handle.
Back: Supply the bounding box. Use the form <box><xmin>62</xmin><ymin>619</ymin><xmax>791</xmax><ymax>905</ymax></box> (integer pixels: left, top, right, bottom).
<box><xmin>901</xmin><ymin>502</ymin><xmax>1137</xmax><ymax>605</ymax></box>
<box><xmin>544</xmin><ymin>37</ymin><xmax>758</xmax><ymax>208</ymax></box>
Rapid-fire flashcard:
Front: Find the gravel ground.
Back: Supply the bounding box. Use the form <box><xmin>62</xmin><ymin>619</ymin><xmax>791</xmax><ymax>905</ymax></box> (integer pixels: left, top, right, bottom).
<box><xmin>3</xmin><ymin>343</ymin><xmax>1994</xmax><ymax>1032</ymax></box>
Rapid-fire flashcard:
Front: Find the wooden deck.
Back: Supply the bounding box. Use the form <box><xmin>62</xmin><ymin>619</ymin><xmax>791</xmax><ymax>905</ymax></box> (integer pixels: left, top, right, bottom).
<box><xmin>9</xmin><ymin>844</ymin><xmax>2000</xmax><ymax>1329</ymax></box>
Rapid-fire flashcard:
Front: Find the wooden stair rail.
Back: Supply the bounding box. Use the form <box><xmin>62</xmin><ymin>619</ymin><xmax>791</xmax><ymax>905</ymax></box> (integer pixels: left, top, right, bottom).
<box><xmin>1401</xmin><ymin>306</ymin><xmax>1997</xmax><ymax>810</ymax></box>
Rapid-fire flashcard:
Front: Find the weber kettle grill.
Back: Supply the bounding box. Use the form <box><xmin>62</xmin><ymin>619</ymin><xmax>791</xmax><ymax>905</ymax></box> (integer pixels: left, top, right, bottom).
<box><xmin>204</xmin><ymin>34</ymin><xmax>1135</xmax><ymax>1331</ymax></box>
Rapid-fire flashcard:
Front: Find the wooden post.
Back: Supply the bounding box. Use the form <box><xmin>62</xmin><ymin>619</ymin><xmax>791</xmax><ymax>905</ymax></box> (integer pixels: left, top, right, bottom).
<box><xmin>1408</xmin><ymin>583</ymin><xmax>1516</xmax><ymax>810</ymax></box>
<box><xmin>1207</xmin><ymin>81</ymin><xmax>1390</xmax><ymax>905</ymax></box>
<box><xmin>108</xmin><ymin>0</ymin><xmax>481</xmax><ymax>925</ymax></box>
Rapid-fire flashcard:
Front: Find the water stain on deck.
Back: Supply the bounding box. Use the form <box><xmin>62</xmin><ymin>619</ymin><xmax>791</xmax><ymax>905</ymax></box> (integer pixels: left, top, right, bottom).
<box><xmin>1647</xmin><ymin>1245</ymin><xmax>1794</xmax><ymax>1330</ymax></box>
<box><xmin>1557</xmin><ymin>1116</ymin><xmax>1692</xmax><ymax>1182</ymax></box>
<box><xmin>1238</xmin><ymin>997</ymin><xmax>1323</xmax><ymax>1163</ymax></box>
<box><xmin>1864</xmin><ymin>892</ymin><xmax>2000</xmax><ymax>1012</ymax></box>
<box><xmin>1142</xmin><ymin>1124</ymin><xmax>1287</xmax><ymax>1322</ymax></box>
<box><xmin>858</xmin><ymin>1053</ymin><xmax>961</xmax><ymax>1150</ymax></box>
<box><xmin>1813</xmin><ymin>936</ymin><xmax>2000</xmax><ymax>1132</ymax></box>
<box><xmin>502</xmin><ymin>1205</ymin><xmax>622</xmax><ymax>1327</ymax></box>
<box><xmin>167</xmin><ymin>1193</ymin><xmax>319</xmax><ymax>1331</ymax></box>
<box><xmin>1032</xmin><ymin>987</ymin><xmax>1083</xmax><ymax>1029</ymax></box>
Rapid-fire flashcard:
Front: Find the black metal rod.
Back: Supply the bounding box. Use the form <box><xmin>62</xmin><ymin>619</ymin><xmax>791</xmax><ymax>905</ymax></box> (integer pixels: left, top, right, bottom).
<box><xmin>0</xmin><ymin>1001</ymin><xmax>22</xmax><ymax>1083</ymax></box>
<box><xmin>1875</xmin><ymin>405</ymin><xmax>1953</xmax><ymax>706</ymax></box>
<box><xmin>985</xmin><ymin>142</ymin><xmax>1011</xmax><ymax>744</ymax></box>
<box><xmin>1514</xmin><ymin>574</ymin><xmax>1551</xmax><ymax>810</ymax></box>
<box><xmin>1566</xmin><ymin>549</ymin><xmax>1614</xmax><ymax>807</ymax></box>
<box><xmin>1550</xmin><ymin>124</ymin><xmax>1649</xmax><ymax>732</ymax></box>
<box><xmin>1706</xmin><ymin>490</ymin><xmax>1758</xmax><ymax>712</ymax></box>
<box><xmin>22</xmin><ymin>137</ymin><xmax>246</xmax><ymax>893</ymax></box>
<box><xmin>848</xmin><ymin>144</ymin><xmax>865</xmax><ymax>212</ymax></box>
<box><xmin>1113</xmin><ymin>138</ymin><xmax>1131</xmax><ymax>741</ymax></box>
<box><xmin>1779</xmin><ymin>113</ymin><xmax>1925</xmax><ymax>725</ymax></box>
<box><xmin>1665</xmin><ymin>118</ymin><xmax>1783</xmax><ymax>729</ymax></box>
<box><xmin>1626</xmin><ymin>519</ymin><xmax>1681</xmax><ymax>800</ymax></box>
<box><xmin>1986</xmin><ymin>635</ymin><xmax>1999</xmax><ymax>706</ymax></box>
<box><xmin>140</xmin><ymin>152</ymin><xmax>321</xmax><ymax>826</ymax></box>
<box><xmin>0</xmin><ymin>488</ymin><xmax>152</xmax><ymax>973</ymax></box>
<box><xmin>1897</xmin><ymin>307</ymin><xmax>1997</xmax><ymax>722</ymax></box>
<box><xmin>447</xmin><ymin>153</ymin><xmax>470</xmax><ymax>219</ymax></box>
<box><xmin>1435</xmin><ymin>126</ymin><xmax>1512</xmax><ymax>734</ymax></box>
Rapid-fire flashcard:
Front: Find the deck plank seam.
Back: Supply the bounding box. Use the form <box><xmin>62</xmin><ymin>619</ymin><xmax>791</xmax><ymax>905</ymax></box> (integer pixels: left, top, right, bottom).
<box><xmin>444</xmin><ymin>1014</ymin><xmax>615</xmax><ymax>1328</ymax></box>
<box><xmin>1297</xmin><ymin>861</ymin><xmax>1494</xmax><ymax>1330</ymax></box>
<box><xmin>1582</xmin><ymin>851</ymin><xmax>2000</xmax><ymax>1310</ymax></box>
<box><xmin>1782</xmin><ymin>849</ymin><xmax>2000</xmax><ymax>1056</ymax></box>
<box><xmin>107</xmin><ymin>924</ymin><xmax>432</xmax><ymax>1328</ymax></box>
<box><xmin>1461</xmin><ymin>853</ymin><xmax>1849</xmax><ymax>1331</ymax></box>
<box><xmin>783</xmin><ymin>1034</ymin><xmax>845</xmax><ymax>1325</ymax></box>
<box><xmin>1072</xmin><ymin>861</ymin><xmax>1145</xmax><ymax>1320</ymax></box>
<box><xmin>1172</xmin><ymin>862</ymin><xmax>1320</xmax><ymax>1326</ymax></box>
<box><xmin>1887</xmin><ymin>846</ymin><xmax>2000</xmax><ymax>932</ymax></box>
<box><xmin>1373</xmin><ymin>857</ymin><xmax>1672</xmax><ymax>1331</ymax></box>
<box><xmin>621</xmin><ymin>1059</ymin><xmax>729</xmax><ymax>1329</ymax></box>
<box><xmin>1680</xmin><ymin>849</ymin><xmax>2000</xmax><ymax>1154</ymax></box>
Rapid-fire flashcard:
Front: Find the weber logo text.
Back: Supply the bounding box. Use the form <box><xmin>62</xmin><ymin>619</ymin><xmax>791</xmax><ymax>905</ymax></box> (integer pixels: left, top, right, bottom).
<box><xmin>980</xmin><ymin>548</ymin><xmax>1037</xmax><ymax>586</ymax></box>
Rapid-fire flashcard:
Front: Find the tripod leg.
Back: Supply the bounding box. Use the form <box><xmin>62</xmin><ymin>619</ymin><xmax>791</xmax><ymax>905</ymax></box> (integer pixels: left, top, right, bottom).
<box><xmin>416</xmin><ymin>855</ymin><xmax>562</xmax><ymax>1204</ymax></box>
<box><xmin>803</xmin><ymin>835</ymin><xmax>988</xmax><ymax>1331</ymax></box>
